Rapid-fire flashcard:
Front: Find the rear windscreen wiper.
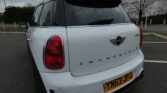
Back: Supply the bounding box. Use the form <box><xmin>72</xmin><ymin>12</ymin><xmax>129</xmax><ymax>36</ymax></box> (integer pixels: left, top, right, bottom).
<box><xmin>88</xmin><ymin>19</ymin><xmax>114</xmax><ymax>25</ymax></box>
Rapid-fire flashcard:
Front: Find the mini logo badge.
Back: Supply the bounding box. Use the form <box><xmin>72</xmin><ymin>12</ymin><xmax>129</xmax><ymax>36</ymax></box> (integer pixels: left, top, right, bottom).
<box><xmin>110</xmin><ymin>36</ymin><xmax>126</xmax><ymax>46</ymax></box>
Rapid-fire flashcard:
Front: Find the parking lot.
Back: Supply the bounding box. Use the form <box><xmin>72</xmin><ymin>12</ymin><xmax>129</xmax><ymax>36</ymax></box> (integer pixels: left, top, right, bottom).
<box><xmin>0</xmin><ymin>33</ymin><xmax>167</xmax><ymax>93</ymax></box>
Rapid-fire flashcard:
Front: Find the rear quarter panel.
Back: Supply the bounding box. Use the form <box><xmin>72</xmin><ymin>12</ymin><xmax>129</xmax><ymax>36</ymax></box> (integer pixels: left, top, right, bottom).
<box><xmin>28</xmin><ymin>27</ymin><xmax>70</xmax><ymax>73</ymax></box>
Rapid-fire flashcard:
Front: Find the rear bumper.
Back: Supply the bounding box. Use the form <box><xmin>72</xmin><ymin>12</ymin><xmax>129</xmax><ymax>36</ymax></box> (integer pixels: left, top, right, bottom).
<box><xmin>114</xmin><ymin>70</ymin><xmax>144</xmax><ymax>93</ymax></box>
<box><xmin>40</xmin><ymin>51</ymin><xmax>144</xmax><ymax>93</ymax></box>
<box><xmin>41</xmin><ymin>69</ymin><xmax>144</xmax><ymax>93</ymax></box>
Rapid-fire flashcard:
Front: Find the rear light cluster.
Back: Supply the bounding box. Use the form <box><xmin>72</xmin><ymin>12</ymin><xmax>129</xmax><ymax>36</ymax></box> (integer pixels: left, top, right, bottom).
<box><xmin>44</xmin><ymin>36</ymin><xmax>64</xmax><ymax>70</ymax></box>
<box><xmin>139</xmin><ymin>28</ymin><xmax>143</xmax><ymax>48</ymax></box>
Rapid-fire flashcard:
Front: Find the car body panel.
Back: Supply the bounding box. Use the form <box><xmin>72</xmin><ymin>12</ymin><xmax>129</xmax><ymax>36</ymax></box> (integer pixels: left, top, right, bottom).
<box><xmin>40</xmin><ymin>50</ymin><xmax>144</xmax><ymax>93</ymax></box>
<box><xmin>27</xmin><ymin>27</ymin><xmax>70</xmax><ymax>73</ymax></box>
<box><xmin>67</xmin><ymin>23</ymin><xmax>140</xmax><ymax>76</ymax></box>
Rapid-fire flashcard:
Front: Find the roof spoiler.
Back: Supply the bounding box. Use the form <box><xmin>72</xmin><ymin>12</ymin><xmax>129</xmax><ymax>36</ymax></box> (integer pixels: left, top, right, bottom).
<box><xmin>65</xmin><ymin>0</ymin><xmax>122</xmax><ymax>8</ymax></box>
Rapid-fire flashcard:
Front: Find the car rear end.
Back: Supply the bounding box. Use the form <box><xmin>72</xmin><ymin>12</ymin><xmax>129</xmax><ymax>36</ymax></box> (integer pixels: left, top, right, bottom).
<box><xmin>41</xmin><ymin>25</ymin><xmax>144</xmax><ymax>93</ymax></box>
<box><xmin>29</xmin><ymin>0</ymin><xmax>144</xmax><ymax>93</ymax></box>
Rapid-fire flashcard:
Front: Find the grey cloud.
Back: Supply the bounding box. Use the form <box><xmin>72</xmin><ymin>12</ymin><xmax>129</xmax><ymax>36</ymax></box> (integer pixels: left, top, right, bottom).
<box><xmin>0</xmin><ymin>0</ymin><xmax>42</xmax><ymax>12</ymax></box>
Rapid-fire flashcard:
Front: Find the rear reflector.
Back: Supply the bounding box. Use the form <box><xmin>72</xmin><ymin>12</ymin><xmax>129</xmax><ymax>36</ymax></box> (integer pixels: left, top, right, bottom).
<box><xmin>44</xmin><ymin>36</ymin><xmax>64</xmax><ymax>70</ymax></box>
<box><xmin>139</xmin><ymin>28</ymin><xmax>143</xmax><ymax>48</ymax></box>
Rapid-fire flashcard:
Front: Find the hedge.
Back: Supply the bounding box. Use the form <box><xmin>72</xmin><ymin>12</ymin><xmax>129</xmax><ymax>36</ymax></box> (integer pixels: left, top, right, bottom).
<box><xmin>138</xmin><ymin>14</ymin><xmax>167</xmax><ymax>25</ymax></box>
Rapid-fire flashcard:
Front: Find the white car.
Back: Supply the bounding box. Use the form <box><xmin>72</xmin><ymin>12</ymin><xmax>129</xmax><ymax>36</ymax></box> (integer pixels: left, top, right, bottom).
<box><xmin>26</xmin><ymin>0</ymin><xmax>144</xmax><ymax>93</ymax></box>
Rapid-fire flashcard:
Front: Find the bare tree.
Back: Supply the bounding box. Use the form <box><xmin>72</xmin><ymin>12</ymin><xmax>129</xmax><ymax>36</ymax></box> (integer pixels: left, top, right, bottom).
<box><xmin>133</xmin><ymin>0</ymin><xmax>157</xmax><ymax>21</ymax></box>
<box><xmin>156</xmin><ymin>0</ymin><xmax>167</xmax><ymax>14</ymax></box>
<box><xmin>122</xmin><ymin>0</ymin><xmax>156</xmax><ymax>21</ymax></box>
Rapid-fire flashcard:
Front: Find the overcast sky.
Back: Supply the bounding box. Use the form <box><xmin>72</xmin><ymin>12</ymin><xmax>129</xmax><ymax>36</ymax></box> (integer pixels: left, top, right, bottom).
<box><xmin>0</xmin><ymin>0</ymin><xmax>42</xmax><ymax>12</ymax></box>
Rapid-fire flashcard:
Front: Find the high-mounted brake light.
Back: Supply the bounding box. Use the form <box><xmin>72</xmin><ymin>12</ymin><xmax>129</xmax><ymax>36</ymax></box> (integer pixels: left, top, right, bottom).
<box><xmin>139</xmin><ymin>28</ymin><xmax>143</xmax><ymax>48</ymax></box>
<box><xmin>44</xmin><ymin>36</ymin><xmax>64</xmax><ymax>70</ymax></box>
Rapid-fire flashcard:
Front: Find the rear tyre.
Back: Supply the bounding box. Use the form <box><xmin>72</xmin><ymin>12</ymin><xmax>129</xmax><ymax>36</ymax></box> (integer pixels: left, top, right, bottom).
<box><xmin>26</xmin><ymin>41</ymin><xmax>31</xmax><ymax>53</ymax></box>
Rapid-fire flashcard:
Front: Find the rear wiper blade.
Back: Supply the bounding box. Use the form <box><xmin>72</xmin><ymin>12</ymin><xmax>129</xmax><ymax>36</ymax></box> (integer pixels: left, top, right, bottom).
<box><xmin>88</xmin><ymin>18</ymin><xmax>114</xmax><ymax>25</ymax></box>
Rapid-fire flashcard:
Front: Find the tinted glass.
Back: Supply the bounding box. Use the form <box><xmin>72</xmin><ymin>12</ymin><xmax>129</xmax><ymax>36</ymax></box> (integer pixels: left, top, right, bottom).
<box><xmin>39</xmin><ymin>1</ymin><xmax>54</xmax><ymax>26</ymax></box>
<box><xmin>53</xmin><ymin>0</ymin><xmax>66</xmax><ymax>26</ymax></box>
<box><xmin>31</xmin><ymin>4</ymin><xmax>43</xmax><ymax>26</ymax></box>
<box><xmin>65</xmin><ymin>1</ymin><xmax>131</xmax><ymax>26</ymax></box>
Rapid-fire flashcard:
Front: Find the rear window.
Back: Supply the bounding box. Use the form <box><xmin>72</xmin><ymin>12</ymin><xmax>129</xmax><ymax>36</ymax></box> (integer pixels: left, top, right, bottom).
<box><xmin>64</xmin><ymin>0</ymin><xmax>131</xmax><ymax>26</ymax></box>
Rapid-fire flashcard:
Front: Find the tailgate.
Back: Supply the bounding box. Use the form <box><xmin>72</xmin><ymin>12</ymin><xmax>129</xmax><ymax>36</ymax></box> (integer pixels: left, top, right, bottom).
<box><xmin>67</xmin><ymin>24</ymin><xmax>140</xmax><ymax>76</ymax></box>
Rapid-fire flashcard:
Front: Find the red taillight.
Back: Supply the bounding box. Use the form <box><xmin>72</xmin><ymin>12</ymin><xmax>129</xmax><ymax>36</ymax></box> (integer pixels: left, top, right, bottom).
<box><xmin>139</xmin><ymin>28</ymin><xmax>143</xmax><ymax>48</ymax></box>
<box><xmin>44</xmin><ymin>36</ymin><xmax>64</xmax><ymax>70</ymax></box>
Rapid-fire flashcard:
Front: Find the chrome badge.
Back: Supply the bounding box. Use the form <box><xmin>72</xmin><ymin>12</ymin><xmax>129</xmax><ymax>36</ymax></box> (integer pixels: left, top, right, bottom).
<box><xmin>110</xmin><ymin>36</ymin><xmax>126</xmax><ymax>46</ymax></box>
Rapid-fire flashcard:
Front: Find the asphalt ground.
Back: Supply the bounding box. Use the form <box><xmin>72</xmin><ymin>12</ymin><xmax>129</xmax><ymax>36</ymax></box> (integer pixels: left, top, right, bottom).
<box><xmin>0</xmin><ymin>33</ymin><xmax>167</xmax><ymax>93</ymax></box>
<box><xmin>0</xmin><ymin>33</ymin><xmax>35</xmax><ymax>93</ymax></box>
<box><xmin>145</xmin><ymin>25</ymin><xmax>167</xmax><ymax>33</ymax></box>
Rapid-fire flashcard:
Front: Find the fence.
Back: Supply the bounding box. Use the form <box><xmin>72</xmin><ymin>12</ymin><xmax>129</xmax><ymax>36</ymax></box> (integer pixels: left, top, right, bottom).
<box><xmin>135</xmin><ymin>17</ymin><xmax>167</xmax><ymax>30</ymax></box>
<box><xmin>0</xmin><ymin>23</ymin><xmax>25</xmax><ymax>32</ymax></box>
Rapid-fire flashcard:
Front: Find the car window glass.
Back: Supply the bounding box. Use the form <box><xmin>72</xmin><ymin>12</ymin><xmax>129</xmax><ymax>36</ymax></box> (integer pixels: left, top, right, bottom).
<box><xmin>39</xmin><ymin>1</ymin><xmax>54</xmax><ymax>26</ymax></box>
<box><xmin>53</xmin><ymin>0</ymin><xmax>66</xmax><ymax>26</ymax></box>
<box><xmin>31</xmin><ymin>4</ymin><xmax>43</xmax><ymax>26</ymax></box>
<box><xmin>65</xmin><ymin>1</ymin><xmax>131</xmax><ymax>26</ymax></box>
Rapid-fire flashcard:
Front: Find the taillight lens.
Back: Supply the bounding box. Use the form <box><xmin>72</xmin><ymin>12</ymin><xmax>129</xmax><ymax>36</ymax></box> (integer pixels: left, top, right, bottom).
<box><xmin>44</xmin><ymin>36</ymin><xmax>64</xmax><ymax>70</ymax></box>
<box><xmin>139</xmin><ymin>28</ymin><xmax>143</xmax><ymax>48</ymax></box>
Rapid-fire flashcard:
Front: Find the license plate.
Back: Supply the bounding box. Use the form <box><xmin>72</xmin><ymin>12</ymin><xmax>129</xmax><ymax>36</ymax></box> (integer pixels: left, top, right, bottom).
<box><xmin>103</xmin><ymin>72</ymin><xmax>133</xmax><ymax>93</ymax></box>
